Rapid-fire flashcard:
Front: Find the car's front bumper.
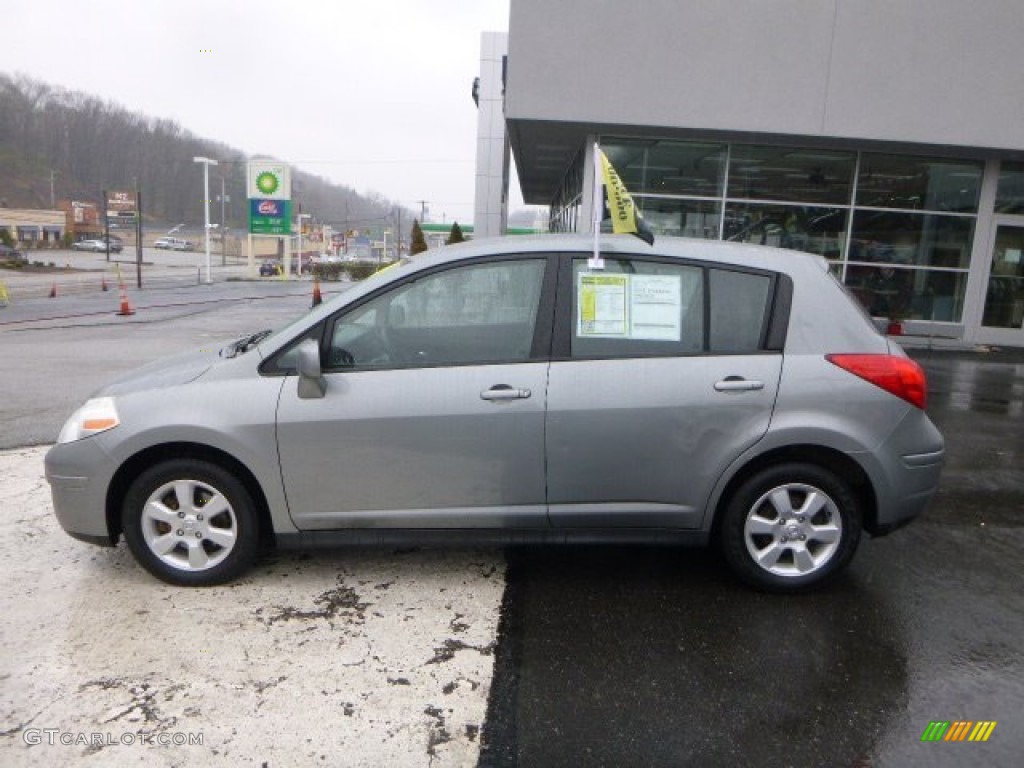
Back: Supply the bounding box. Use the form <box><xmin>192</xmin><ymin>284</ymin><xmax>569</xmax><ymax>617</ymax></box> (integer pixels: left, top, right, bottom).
<box><xmin>45</xmin><ymin>440</ymin><xmax>117</xmax><ymax>545</ymax></box>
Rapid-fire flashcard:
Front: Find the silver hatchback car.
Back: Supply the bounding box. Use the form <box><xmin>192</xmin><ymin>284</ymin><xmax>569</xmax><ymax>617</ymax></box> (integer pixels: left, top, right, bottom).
<box><xmin>46</xmin><ymin>235</ymin><xmax>944</xmax><ymax>591</ymax></box>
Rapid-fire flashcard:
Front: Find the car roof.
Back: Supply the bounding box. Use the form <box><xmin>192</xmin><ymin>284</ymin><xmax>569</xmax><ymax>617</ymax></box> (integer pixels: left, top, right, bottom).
<box><xmin>406</xmin><ymin>234</ymin><xmax>829</xmax><ymax>276</ymax></box>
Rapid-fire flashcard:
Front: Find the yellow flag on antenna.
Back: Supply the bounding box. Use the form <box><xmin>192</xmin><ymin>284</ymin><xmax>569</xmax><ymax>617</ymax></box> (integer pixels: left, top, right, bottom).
<box><xmin>598</xmin><ymin>149</ymin><xmax>654</xmax><ymax>245</ymax></box>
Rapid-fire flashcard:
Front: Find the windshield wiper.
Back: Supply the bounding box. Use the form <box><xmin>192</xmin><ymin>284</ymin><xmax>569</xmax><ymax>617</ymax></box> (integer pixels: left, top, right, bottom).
<box><xmin>221</xmin><ymin>329</ymin><xmax>273</xmax><ymax>358</ymax></box>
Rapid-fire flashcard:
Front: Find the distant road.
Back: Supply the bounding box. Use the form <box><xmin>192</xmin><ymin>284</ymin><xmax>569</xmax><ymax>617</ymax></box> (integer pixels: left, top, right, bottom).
<box><xmin>0</xmin><ymin>280</ymin><xmax>337</xmax><ymax>448</ymax></box>
<box><xmin>1</xmin><ymin>245</ymin><xmax>321</xmax><ymax>301</ymax></box>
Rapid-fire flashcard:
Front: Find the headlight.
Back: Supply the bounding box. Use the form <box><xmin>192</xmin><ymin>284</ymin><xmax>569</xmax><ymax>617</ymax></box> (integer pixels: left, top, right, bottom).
<box><xmin>57</xmin><ymin>397</ymin><xmax>120</xmax><ymax>444</ymax></box>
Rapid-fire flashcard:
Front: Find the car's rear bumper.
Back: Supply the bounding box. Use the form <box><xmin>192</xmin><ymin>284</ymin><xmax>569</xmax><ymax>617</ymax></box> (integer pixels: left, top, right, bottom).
<box><xmin>859</xmin><ymin>411</ymin><xmax>945</xmax><ymax>535</ymax></box>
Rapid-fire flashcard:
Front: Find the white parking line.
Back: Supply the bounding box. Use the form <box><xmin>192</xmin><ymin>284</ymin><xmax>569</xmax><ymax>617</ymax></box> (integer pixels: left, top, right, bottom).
<box><xmin>0</xmin><ymin>447</ymin><xmax>504</xmax><ymax>766</ymax></box>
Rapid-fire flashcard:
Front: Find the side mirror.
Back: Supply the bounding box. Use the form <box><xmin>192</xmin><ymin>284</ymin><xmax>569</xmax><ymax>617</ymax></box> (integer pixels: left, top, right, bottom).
<box><xmin>295</xmin><ymin>339</ymin><xmax>326</xmax><ymax>399</ymax></box>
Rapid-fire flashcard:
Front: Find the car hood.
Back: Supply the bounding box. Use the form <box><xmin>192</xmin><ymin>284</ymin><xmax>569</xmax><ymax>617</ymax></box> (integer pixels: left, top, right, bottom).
<box><xmin>95</xmin><ymin>346</ymin><xmax>222</xmax><ymax>397</ymax></box>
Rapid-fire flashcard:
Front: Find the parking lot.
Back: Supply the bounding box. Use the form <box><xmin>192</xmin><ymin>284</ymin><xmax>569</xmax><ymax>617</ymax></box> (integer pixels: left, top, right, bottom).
<box><xmin>1</xmin><ymin>280</ymin><xmax>1022</xmax><ymax>766</ymax></box>
<box><xmin>0</xmin><ymin>445</ymin><xmax>503</xmax><ymax>767</ymax></box>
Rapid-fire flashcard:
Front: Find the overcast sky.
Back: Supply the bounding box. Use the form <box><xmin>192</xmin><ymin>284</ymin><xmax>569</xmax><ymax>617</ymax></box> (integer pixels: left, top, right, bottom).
<box><xmin>4</xmin><ymin>0</ymin><xmax>521</xmax><ymax>225</ymax></box>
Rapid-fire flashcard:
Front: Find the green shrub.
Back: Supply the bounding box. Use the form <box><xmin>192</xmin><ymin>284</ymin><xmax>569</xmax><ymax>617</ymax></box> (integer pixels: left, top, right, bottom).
<box><xmin>312</xmin><ymin>262</ymin><xmax>345</xmax><ymax>281</ymax></box>
<box><xmin>311</xmin><ymin>262</ymin><xmax>382</xmax><ymax>281</ymax></box>
<box><xmin>347</xmin><ymin>263</ymin><xmax>377</xmax><ymax>281</ymax></box>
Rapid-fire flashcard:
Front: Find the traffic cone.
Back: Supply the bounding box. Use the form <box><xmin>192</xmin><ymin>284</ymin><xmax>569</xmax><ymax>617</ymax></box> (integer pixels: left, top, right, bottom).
<box><xmin>116</xmin><ymin>282</ymin><xmax>135</xmax><ymax>316</ymax></box>
<box><xmin>101</xmin><ymin>275</ymin><xmax>109</xmax><ymax>292</ymax></box>
<box><xmin>311</xmin><ymin>277</ymin><xmax>322</xmax><ymax>307</ymax></box>
<box><xmin>49</xmin><ymin>281</ymin><xmax>57</xmax><ymax>298</ymax></box>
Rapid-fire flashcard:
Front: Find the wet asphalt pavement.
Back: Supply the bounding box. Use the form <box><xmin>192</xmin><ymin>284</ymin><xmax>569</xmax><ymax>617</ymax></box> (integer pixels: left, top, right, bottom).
<box><xmin>479</xmin><ymin>348</ymin><xmax>1024</xmax><ymax>768</ymax></box>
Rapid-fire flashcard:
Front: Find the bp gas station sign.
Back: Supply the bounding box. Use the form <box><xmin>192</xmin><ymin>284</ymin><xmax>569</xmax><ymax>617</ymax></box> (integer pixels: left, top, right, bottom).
<box><xmin>247</xmin><ymin>162</ymin><xmax>292</xmax><ymax>235</ymax></box>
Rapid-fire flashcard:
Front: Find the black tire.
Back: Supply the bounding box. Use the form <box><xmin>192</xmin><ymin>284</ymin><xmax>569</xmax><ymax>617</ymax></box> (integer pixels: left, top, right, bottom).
<box><xmin>122</xmin><ymin>459</ymin><xmax>260</xmax><ymax>586</ymax></box>
<box><xmin>719</xmin><ymin>462</ymin><xmax>862</xmax><ymax>593</ymax></box>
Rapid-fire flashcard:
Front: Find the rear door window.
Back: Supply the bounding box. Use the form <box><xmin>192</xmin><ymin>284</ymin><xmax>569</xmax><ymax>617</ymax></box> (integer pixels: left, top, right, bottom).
<box><xmin>568</xmin><ymin>257</ymin><xmax>780</xmax><ymax>357</ymax></box>
<box><xmin>570</xmin><ymin>258</ymin><xmax>705</xmax><ymax>357</ymax></box>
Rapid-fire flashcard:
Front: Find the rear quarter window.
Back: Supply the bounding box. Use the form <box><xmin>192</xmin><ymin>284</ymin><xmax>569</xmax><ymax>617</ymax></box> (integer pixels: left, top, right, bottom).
<box><xmin>709</xmin><ymin>269</ymin><xmax>774</xmax><ymax>352</ymax></box>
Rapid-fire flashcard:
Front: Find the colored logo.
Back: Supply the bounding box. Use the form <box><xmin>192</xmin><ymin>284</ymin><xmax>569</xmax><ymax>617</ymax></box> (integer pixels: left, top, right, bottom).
<box><xmin>255</xmin><ymin>171</ymin><xmax>280</xmax><ymax>196</ymax></box>
<box><xmin>921</xmin><ymin>721</ymin><xmax>997</xmax><ymax>742</ymax></box>
<box><xmin>257</xmin><ymin>200</ymin><xmax>283</xmax><ymax>216</ymax></box>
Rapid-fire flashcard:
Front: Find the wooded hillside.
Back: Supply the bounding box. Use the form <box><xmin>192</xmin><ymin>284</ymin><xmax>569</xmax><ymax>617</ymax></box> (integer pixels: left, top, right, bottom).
<box><xmin>0</xmin><ymin>73</ymin><xmax>408</xmax><ymax>231</ymax></box>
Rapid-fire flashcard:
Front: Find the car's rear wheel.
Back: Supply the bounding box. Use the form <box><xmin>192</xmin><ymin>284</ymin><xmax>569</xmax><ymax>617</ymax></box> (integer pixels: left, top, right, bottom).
<box><xmin>122</xmin><ymin>459</ymin><xmax>259</xmax><ymax>586</ymax></box>
<box><xmin>719</xmin><ymin>463</ymin><xmax>861</xmax><ymax>592</ymax></box>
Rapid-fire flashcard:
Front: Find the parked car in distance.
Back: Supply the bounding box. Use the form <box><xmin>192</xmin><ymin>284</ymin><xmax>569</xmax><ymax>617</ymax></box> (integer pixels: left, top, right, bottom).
<box><xmin>0</xmin><ymin>244</ymin><xmax>25</xmax><ymax>262</ymax></box>
<box><xmin>72</xmin><ymin>239</ymin><xmax>123</xmax><ymax>253</ymax></box>
<box><xmin>45</xmin><ymin>235</ymin><xmax>944</xmax><ymax>591</ymax></box>
<box><xmin>259</xmin><ymin>260</ymin><xmax>282</xmax><ymax>276</ymax></box>
<box><xmin>153</xmin><ymin>237</ymin><xmax>193</xmax><ymax>251</ymax></box>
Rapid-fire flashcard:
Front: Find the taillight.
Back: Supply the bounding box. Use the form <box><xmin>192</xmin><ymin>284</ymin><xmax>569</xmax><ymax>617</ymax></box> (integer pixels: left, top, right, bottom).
<box><xmin>826</xmin><ymin>354</ymin><xmax>927</xmax><ymax>410</ymax></box>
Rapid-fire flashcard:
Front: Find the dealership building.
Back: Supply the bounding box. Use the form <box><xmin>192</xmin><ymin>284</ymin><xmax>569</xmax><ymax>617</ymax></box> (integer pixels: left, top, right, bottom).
<box><xmin>477</xmin><ymin>0</ymin><xmax>1024</xmax><ymax>347</ymax></box>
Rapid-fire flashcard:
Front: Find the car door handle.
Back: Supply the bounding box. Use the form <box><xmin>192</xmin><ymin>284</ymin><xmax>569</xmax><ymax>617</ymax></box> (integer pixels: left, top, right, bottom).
<box><xmin>714</xmin><ymin>377</ymin><xmax>765</xmax><ymax>392</ymax></box>
<box><xmin>480</xmin><ymin>385</ymin><xmax>532</xmax><ymax>401</ymax></box>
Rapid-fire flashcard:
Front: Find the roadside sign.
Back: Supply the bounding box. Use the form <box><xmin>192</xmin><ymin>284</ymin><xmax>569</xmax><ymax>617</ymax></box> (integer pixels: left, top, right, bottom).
<box><xmin>247</xmin><ymin>162</ymin><xmax>292</xmax><ymax>201</ymax></box>
<box><xmin>106</xmin><ymin>190</ymin><xmax>138</xmax><ymax>226</ymax></box>
<box><xmin>249</xmin><ymin>199</ymin><xmax>293</xmax><ymax>235</ymax></box>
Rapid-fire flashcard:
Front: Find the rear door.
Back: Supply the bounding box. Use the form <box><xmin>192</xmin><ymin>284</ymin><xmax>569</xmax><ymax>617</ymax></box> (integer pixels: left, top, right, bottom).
<box><xmin>545</xmin><ymin>253</ymin><xmax>787</xmax><ymax>529</ymax></box>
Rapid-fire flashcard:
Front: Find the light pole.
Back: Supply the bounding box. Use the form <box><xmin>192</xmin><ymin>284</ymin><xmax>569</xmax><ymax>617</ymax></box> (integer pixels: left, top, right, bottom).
<box><xmin>220</xmin><ymin>174</ymin><xmax>228</xmax><ymax>265</ymax></box>
<box><xmin>296</xmin><ymin>213</ymin><xmax>310</xmax><ymax>276</ymax></box>
<box><xmin>193</xmin><ymin>156</ymin><xmax>218</xmax><ymax>284</ymax></box>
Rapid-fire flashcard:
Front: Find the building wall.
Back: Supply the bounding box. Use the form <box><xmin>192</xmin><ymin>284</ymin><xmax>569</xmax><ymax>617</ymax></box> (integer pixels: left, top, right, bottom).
<box><xmin>507</xmin><ymin>0</ymin><xmax>1024</xmax><ymax>153</ymax></box>
<box><xmin>0</xmin><ymin>208</ymin><xmax>66</xmax><ymax>247</ymax></box>
<box><xmin>473</xmin><ymin>32</ymin><xmax>510</xmax><ymax>238</ymax></box>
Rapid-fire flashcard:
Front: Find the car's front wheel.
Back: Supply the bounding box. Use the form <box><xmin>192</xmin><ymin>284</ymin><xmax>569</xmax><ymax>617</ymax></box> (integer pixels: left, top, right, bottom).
<box><xmin>719</xmin><ymin>463</ymin><xmax>862</xmax><ymax>592</ymax></box>
<box><xmin>122</xmin><ymin>459</ymin><xmax>260</xmax><ymax>586</ymax></box>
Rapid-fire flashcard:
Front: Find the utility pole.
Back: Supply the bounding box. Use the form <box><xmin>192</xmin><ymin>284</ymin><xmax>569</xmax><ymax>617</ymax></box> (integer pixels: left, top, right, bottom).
<box><xmin>417</xmin><ymin>200</ymin><xmax>429</xmax><ymax>222</ymax></box>
<box><xmin>50</xmin><ymin>170</ymin><xmax>56</xmax><ymax>208</ymax></box>
<box><xmin>221</xmin><ymin>175</ymin><xmax>227</xmax><ymax>265</ymax></box>
<box><xmin>136</xmin><ymin>187</ymin><xmax>143</xmax><ymax>289</ymax></box>
<box><xmin>102</xmin><ymin>189</ymin><xmax>110</xmax><ymax>262</ymax></box>
<box><xmin>396</xmin><ymin>208</ymin><xmax>402</xmax><ymax>259</ymax></box>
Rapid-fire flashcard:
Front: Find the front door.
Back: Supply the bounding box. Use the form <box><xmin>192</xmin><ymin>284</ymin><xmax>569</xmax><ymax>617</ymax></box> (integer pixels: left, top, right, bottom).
<box><xmin>978</xmin><ymin>220</ymin><xmax>1024</xmax><ymax>347</ymax></box>
<box><xmin>276</xmin><ymin>256</ymin><xmax>552</xmax><ymax>530</ymax></box>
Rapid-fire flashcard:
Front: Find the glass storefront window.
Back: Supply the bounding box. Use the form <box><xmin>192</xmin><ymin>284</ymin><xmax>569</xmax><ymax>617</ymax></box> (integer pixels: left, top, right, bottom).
<box><xmin>996</xmin><ymin>161</ymin><xmax>1024</xmax><ymax>215</ymax></box>
<box><xmin>603</xmin><ymin>140</ymin><xmax>726</xmax><ymax>198</ymax></box>
<box><xmin>550</xmin><ymin>148</ymin><xmax>585</xmax><ymax>232</ymax></box>
<box><xmin>727</xmin><ymin>145</ymin><xmax>855</xmax><ymax>205</ymax></box>
<box><xmin>856</xmin><ymin>153</ymin><xmax>982</xmax><ymax>213</ymax></box>
<box><xmin>982</xmin><ymin>225</ymin><xmax>1024</xmax><ymax>329</ymax></box>
<box><xmin>844</xmin><ymin>266</ymin><xmax>967</xmax><ymax>322</ymax></box>
<box><xmin>570</xmin><ymin>140</ymin><xmax>985</xmax><ymax>328</ymax></box>
<box><xmin>633</xmin><ymin>197</ymin><xmax>720</xmax><ymax>239</ymax></box>
<box><xmin>849</xmin><ymin>210</ymin><xmax>974</xmax><ymax>269</ymax></box>
<box><xmin>549</xmin><ymin>198</ymin><xmax>580</xmax><ymax>233</ymax></box>
<box><xmin>723</xmin><ymin>203</ymin><xmax>847</xmax><ymax>259</ymax></box>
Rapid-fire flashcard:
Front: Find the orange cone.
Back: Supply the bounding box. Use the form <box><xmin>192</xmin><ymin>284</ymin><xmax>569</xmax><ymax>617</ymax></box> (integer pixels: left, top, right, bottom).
<box><xmin>311</xmin><ymin>277</ymin><xmax>322</xmax><ymax>307</ymax></box>
<box><xmin>49</xmin><ymin>281</ymin><xmax>57</xmax><ymax>298</ymax></box>
<box><xmin>116</xmin><ymin>282</ymin><xmax>135</xmax><ymax>316</ymax></box>
<box><xmin>101</xmin><ymin>276</ymin><xmax>109</xmax><ymax>292</ymax></box>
